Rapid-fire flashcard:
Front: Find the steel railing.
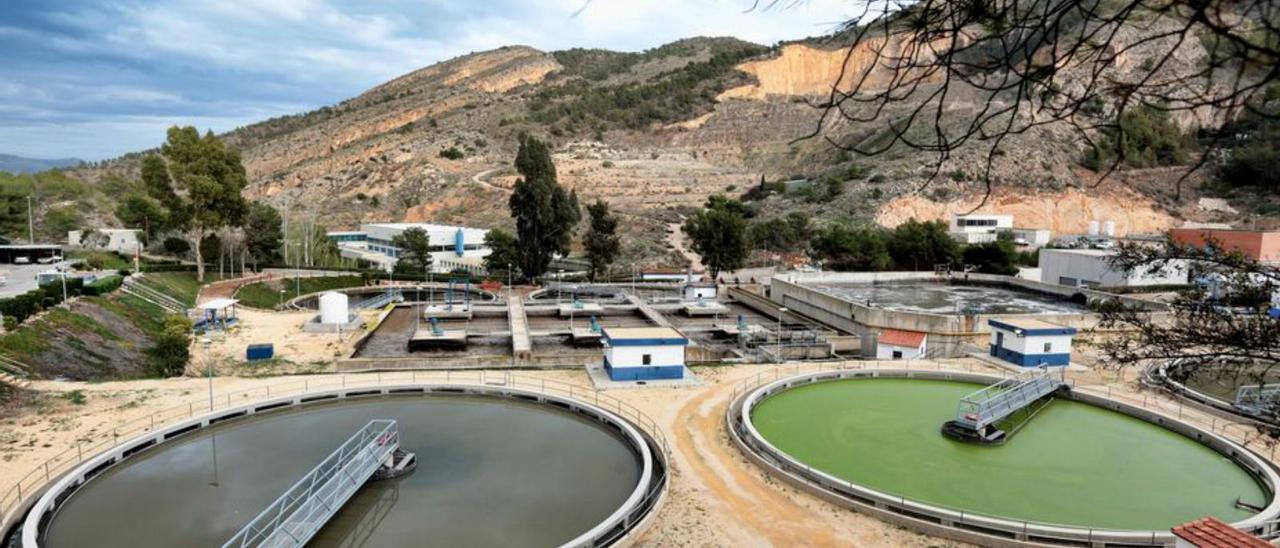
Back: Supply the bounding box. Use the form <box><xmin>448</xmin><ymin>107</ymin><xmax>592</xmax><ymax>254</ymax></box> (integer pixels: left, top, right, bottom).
<box><xmin>955</xmin><ymin>366</ymin><xmax>1063</xmax><ymax>430</ymax></box>
<box><xmin>0</xmin><ymin>369</ymin><xmax>670</xmax><ymax>543</ymax></box>
<box><xmin>222</xmin><ymin>420</ymin><xmax>400</xmax><ymax>548</ymax></box>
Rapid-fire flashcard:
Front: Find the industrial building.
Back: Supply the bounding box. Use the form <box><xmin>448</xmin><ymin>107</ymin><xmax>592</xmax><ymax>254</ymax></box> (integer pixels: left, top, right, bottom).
<box><xmin>988</xmin><ymin>318</ymin><xmax>1076</xmax><ymax>367</ymax></box>
<box><xmin>1170</xmin><ymin>227</ymin><xmax>1280</xmax><ymax>263</ymax></box>
<box><xmin>601</xmin><ymin>327</ymin><xmax>688</xmax><ymax>381</ymax></box>
<box><xmin>948</xmin><ymin>214</ymin><xmax>1013</xmax><ymax>244</ymax></box>
<box><xmin>327</xmin><ymin>223</ymin><xmax>491</xmax><ymax>274</ymax></box>
<box><xmin>67</xmin><ymin>229</ymin><xmax>143</xmax><ymax>255</ymax></box>
<box><xmin>1038</xmin><ymin>248</ymin><xmax>1189</xmax><ymax>288</ymax></box>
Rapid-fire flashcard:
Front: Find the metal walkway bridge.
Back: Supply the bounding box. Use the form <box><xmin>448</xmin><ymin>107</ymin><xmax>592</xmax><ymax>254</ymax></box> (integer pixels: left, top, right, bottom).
<box><xmin>944</xmin><ymin>367</ymin><xmax>1065</xmax><ymax>443</ymax></box>
<box><xmin>221</xmin><ymin>420</ymin><xmax>403</xmax><ymax>548</ymax></box>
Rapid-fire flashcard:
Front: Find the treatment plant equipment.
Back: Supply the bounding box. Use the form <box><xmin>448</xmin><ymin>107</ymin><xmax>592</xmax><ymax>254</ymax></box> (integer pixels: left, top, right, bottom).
<box><xmin>940</xmin><ymin>367</ymin><xmax>1066</xmax><ymax>444</ymax></box>
<box><xmin>6</xmin><ymin>372</ymin><xmax>668</xmax><ymax>548</ymax></box>
<box><xmin>728</xmin><ymin>366</ymin><xmax>1280</xmax><ymax>547</ymax></box>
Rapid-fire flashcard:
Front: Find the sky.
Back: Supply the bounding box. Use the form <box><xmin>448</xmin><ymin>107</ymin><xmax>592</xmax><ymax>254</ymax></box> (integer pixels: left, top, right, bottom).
<box><xmin>0</xmin><ymin>0</ymin><xmax>853</xmax><ymax>161</ymax></box>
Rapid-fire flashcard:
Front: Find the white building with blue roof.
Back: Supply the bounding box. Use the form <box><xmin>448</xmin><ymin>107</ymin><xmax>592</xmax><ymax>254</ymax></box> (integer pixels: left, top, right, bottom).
<box><xmin>601</xmin><ymin>327</ymin><xmax>688</xmax><ymax>381</ymax></box>
<box><xmin>988</xmin><ymin>318</ymin><xmax>1077</xmax><ymax>367</ymax></box>
<box><xmin>327</xmin><ymin>222</ymin><xmax>490</xmax><ymax>274</ymax></box>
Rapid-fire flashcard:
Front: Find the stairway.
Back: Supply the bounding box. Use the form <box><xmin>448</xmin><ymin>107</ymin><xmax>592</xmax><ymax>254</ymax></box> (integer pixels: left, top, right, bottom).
<box><xmin>121</xmin><ymin>276</ymin><xmax>188</xmax><ymax>315</ymax></box>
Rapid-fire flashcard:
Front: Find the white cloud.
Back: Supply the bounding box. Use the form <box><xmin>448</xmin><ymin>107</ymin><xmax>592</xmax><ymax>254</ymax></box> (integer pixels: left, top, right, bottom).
<box><xmin>3</xmin><ymin>0</ymin><xmax>860</xmax><ymax>159</ymax></box>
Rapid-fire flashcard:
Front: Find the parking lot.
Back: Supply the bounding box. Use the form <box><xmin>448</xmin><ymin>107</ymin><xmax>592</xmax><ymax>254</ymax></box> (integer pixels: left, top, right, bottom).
<box><xmin>0</xmin><ymin>261</ymin><xmax>114</xmax><ymax>298</ymax></box>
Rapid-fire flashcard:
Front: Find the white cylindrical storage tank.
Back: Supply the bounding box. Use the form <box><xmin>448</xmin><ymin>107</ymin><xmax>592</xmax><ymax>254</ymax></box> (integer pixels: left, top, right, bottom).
<box><xmin>1102</xmin><ymin>220</ymin><xmax>1116</xmax><ymax>237</ymax></box>
<box><xmin>319</xmin><ymin>291</ymin><xmax>349</xmax><ymax>324</ymax></box>
<box><xmin>1087</xmin><ymin>220</ymin><xmax>1100</xmax><ymax>236</ymax></box>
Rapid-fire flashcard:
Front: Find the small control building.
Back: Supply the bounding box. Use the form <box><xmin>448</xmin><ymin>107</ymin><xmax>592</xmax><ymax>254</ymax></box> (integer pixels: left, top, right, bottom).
<box><xmin>988</xmin><ymin>319</ymin><xmax>1076</xmax><ymax>367</ymax></box>
<box><xmin>601</xmin><ymin>327</ymin><xmax>688</xmax><ymax>381</ymax></box>
<box><xmin>876</xmin><ymin>329</ymin><xmax>927</xmax><ymax>360</ymax></box>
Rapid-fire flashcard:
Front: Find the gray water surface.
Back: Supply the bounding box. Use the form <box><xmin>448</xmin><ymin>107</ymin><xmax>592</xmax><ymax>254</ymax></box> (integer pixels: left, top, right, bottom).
<box><xmin>44</xmin><ymin>395</ymin><xmax>642</xmax><ymax>548</ymax></box>
<box><xmin>814</xmin><ymin>283</ymin><xmax>1088</xmax><ymax>315</ymax></box>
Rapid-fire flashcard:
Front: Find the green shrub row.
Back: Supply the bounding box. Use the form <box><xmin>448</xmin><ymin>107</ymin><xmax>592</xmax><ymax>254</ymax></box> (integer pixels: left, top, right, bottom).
<box><xmin>0</xmin><ymin>278</ymin><xmax>86</xmax><ymax>325</ymax></box>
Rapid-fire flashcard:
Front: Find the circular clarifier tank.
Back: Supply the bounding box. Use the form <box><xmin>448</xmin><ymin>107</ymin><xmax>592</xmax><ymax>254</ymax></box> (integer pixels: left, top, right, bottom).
<box><xmin>33</xmin><ymin>391</ymin><xmax>658</xmax><ymax>548</ymax></box>
<box><xmin>735</xmin><ymin>371</ymin><xmax>1280</xmax><ymax>545</ymax></box>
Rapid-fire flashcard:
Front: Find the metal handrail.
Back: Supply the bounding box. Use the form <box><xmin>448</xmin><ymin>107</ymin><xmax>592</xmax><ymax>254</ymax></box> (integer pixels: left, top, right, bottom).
<box><xmin>222</xmin><ymin>420</ymin><xmax>399</xmax><ymax>548</ymax></box>
<box><xmin>955</xmin><ymin>366</ymin><xmax>1062</xmax><ymax>430</ymax></box>
<box><xmin>726</xmin><ymin>360</ymin><xmax>1280</xmax><ymax>540</ymax></box>
<box><xmin>0</xmin><ymin>369</ymin><xmax>670</xmax><ymax>538</ymax></box>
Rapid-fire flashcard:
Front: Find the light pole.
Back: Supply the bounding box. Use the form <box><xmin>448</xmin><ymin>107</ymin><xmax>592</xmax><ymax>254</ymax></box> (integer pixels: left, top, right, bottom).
<box><xmin>26</xmin><ymin>195</ymin><xmax>34</xmax><ymax>245</ymax></box>
<box><xmin>631</xmin><ymin>263</ymin><xmax>636</xmax><ymax>298</ymax></box>
<box><xmin>557</xmin><ymin>270</ymin><xmax>564</xmax><ymax>305</ymax></box>
<box><xmin>776</xmin><ymin>307</ymin><xmax>787</xmax><ymax>364</ymax></box>
<box><xmin>202</xmin><ymin>337</ymin><xmax>214</xmax><ymax>411</ymax></box>
<box><xmin>507</xmin><ymin>263</ymin><xmax>514</xmax><ymax>368</ymax></box>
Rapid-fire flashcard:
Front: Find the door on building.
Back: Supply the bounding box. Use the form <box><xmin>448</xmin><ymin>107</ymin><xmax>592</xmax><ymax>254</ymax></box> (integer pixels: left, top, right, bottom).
<box><xmin>995</xmin><ymin>332</ymin><xmax>1004</xmax><ymax>350</ymax></box>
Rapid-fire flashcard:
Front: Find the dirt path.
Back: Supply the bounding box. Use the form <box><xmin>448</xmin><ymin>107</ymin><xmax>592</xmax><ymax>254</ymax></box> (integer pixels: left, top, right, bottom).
<box><xmin>7</xmin><ymin>361</ymin><xmax>1268</xmax><ymax>546</ymax></box>
<box><xmin>471</xmin><ymin>168</ymin><xmax>507</xmax><ymax>192</ymax></box>
<box><xmin>666</xmin><ymin>220</ymin><xmax>705</xmax><ymax>273</ymax></box>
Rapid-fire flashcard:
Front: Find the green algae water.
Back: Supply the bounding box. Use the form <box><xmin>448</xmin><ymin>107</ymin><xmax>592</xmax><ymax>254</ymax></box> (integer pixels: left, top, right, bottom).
<box><xmin>751</xmin><ymin>378</ymin><xmax>1268</xmax><ymax>530</ymax></box>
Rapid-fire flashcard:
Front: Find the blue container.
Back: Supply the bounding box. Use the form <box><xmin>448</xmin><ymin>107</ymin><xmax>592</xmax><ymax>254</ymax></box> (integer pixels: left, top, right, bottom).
<box><xmin>246</xmin><ymin>343</ymin><xmax>274</xmax><ymax>361</ymax></box>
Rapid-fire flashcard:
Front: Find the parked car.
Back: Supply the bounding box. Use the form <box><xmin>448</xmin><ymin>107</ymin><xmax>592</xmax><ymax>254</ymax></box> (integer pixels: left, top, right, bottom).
<box><xmin>36</xmin><ymin>255</ymin><xmax>62</xmax><ymax>264</ymax></box>
<box><xmin>13</xmin><ymin>256</ymin><xmax>30</xmax><ymax>264</ymax></box>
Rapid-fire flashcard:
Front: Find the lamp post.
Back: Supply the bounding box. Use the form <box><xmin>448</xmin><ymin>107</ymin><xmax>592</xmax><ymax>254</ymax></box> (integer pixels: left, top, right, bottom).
<box><xmin>776</xmin><ymin>307</ymin><xmax>788</xmax><ymax>364</ymax></box>
<box><xmin>202</xmin><ymin>337</ymin><xmax>214</xmax><ymax>411</ymax></box>
<box><xmin>508</xmin><ymin>263</ymin><xmax>514</xmax><ymax>368</ymax></box>
<box><xmin>631</xmin><ymin>263</ymin><xmax>636</xmax><ymax>298</ymax></box>
<box><xmin>557</xmin><ymin>269</ymin><xmax>564</xmax><ymax>305</ymax></box>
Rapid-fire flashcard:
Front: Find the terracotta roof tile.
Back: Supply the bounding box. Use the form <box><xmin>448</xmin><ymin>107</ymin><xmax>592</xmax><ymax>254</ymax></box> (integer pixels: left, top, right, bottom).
<box><xmin>1171</xmin><ymin>517</ymin><xmax>1269</xmax><ymax>548</ymax></box>
<box><xmin>878</xmin><ymin>329</ymin><xmax>926</xmax><ymax>348</ymax></box>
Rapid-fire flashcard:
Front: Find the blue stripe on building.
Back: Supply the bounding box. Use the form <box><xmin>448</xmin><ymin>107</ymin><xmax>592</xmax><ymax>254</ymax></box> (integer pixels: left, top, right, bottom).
<box><xmin>602</xmin><ymin>337</ymin><xmax>688</xmax><ymax>346</ymax></box>
<box><xmin>988</xmin><ymin>319</ymin><xmax>1077</xmax><ymax>336</ymax></box>
<box><xmin>989</xmin><ymin>345</ymin><xmax>1071</xmax><ymax>367</ymax></box>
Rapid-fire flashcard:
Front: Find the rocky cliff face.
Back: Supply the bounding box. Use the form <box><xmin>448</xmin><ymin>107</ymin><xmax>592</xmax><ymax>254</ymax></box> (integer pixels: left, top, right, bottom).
<box><xmin>77</xmin><ymin>30</ymin><xmax>1235</xmax><ymax>265</ymax></box>
<box><xmin>876</xmin><ymin>187</ymin><xmax>1177</xmax><ymax>236</ymax></box>
<box><xmin>720</xmin><ymin>38</ymin><xmax>940</xmax><ymax>99</ymax></box>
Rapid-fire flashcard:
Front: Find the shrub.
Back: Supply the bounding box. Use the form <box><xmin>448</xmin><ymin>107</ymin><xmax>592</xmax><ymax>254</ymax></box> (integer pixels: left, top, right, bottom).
<box><xmin>163</xmin><ymin>237</ymin><xmax>190</xmax><ymax>256</ymax></box>
<box><xmin>63</xmin><ymin>390</ymin><xmax>87</xmax><ymax>405</ymax></box>
<box><xmin>439</xmin><ymin>147</ymin><xmax>465</xmax><ymax>160</ymax></box>
<box><xmin>147</xmin><ymin>315</ymin><xmax>193</xmax><ymax>377</ymax></box>
<box><xmin>83</xmin><ymin>275</ymin><xmax>123</xmax><ymax>297</ymax></box>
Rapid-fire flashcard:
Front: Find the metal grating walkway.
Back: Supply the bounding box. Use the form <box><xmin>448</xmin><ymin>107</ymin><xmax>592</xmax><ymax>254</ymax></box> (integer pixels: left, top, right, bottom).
<box><xmin>954</xmin><ymin>367</ymin><xmax>1064</xmax><ymax>432</ymax></box>
<box><xmin>221</xmin><ymin>420</ymin><xmax>400</xmax><ymax>548</ymax></box>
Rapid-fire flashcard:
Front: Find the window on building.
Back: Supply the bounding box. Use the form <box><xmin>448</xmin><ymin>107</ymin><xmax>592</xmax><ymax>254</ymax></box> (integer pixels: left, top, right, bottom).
<box><xmin>642</xmin><ymin>354</ymin><xmax>652</xmax><ymax>365</ymax></box>
<box><xmin>892</xmin><ymin>350</ymin><xmax>903</xmax><ymax>359</ymax></box>
<box><xmin>1043</xmin><ymin>342</ymin><xmax>1052</xmax><ymax>353</ymax></box>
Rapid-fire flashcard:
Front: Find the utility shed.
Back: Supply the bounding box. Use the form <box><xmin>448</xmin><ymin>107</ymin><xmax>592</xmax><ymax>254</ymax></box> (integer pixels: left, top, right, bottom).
<box><xmin>681</xmin><ymin>281</ymin><xmax>718</xmax><ymax>300</ymax></box>
<box><xmin>876</xmin><ymin>329</ymin><xmax>927</xmax><ymax>360</ymax></box>
<box><xmin>988</xmin><ymin>319</ymin><xmax>1076</xmax><ymax>367</ymax></box>
<box><xmin>601</xmin><ymin>327</ymin><xmax>687</xmax><ymax>381</ymax></box>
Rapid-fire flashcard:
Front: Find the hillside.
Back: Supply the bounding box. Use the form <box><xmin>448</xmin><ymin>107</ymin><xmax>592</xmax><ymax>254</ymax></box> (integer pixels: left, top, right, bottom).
<box><xmin>62</xmin><ymin>26</ymin><xmax>1269</xmax><ymax>266</ymax></box>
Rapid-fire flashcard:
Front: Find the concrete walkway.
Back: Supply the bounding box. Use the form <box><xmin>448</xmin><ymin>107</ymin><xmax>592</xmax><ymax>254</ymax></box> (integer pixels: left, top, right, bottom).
<box><xmin>508</xmin><ymin>297</ymin><xmax>531</xmax><ymax>360</ymax></box>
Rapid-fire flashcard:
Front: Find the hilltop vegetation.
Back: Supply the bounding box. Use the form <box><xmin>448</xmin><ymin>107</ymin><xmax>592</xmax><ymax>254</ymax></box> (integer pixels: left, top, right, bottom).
<box><xmin>531</xmin><ymin>38</ymin><xmax>768</xmax><ymax>134</ymax></box>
